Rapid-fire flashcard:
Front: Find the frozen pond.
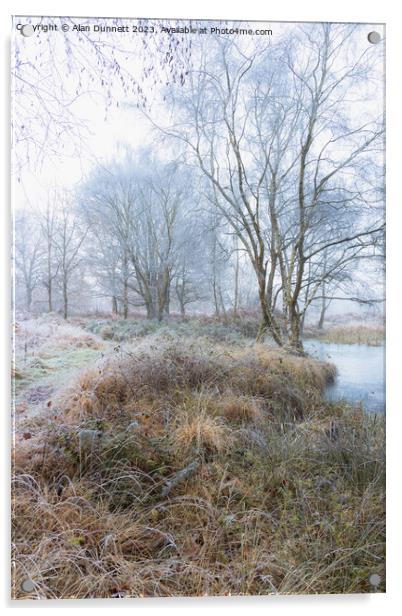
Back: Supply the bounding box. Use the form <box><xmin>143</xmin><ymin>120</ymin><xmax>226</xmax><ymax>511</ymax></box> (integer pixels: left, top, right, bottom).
<box><xmin>304</xmin><ymin>339</ymin><xmax>385</xmax><ymax>413</ymax></box>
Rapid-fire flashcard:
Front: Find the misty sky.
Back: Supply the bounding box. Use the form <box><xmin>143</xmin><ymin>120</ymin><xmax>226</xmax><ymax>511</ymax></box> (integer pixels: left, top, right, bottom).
<box><xmin>11</xmin><ymin>17</ymin><xmax>385</xmax><ymax>214</ymax></box>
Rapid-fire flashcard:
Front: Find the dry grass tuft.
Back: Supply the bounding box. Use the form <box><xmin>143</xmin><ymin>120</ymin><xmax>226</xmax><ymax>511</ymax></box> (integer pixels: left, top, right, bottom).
<box><xmin>173</xmin><ymin>412</ymin><xmax>231</xmax><ymax>459</ymax></box>
<box><xmin>215</xmin><ymin>393</ymin><xmax>262</xmax><ymax>424</ymax></box>
<box><xmin>61</xmin><ymin>368</ymin><xmax>132</xmax><ymax>422</ymax></box>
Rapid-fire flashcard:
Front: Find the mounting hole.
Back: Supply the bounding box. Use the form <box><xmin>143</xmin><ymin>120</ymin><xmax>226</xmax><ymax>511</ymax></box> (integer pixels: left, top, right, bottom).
<box><xmin>368</xmin><ymin>573</ymin><xmax>381</xmax><ymax>587</ymax></box>
<box><xmin>21</xmin><ymin>578</ymin><xmax>35</xmax><ymax>592</ymax></box>
<box><xmin>21</xmin><ymin>24</ymin><xmax>34</xmax><ymax>37</ymax></box>
<box><xmin>368</xmin><ymin>31</ymin><xmax>381</xmax><ymax>44</ymax></box>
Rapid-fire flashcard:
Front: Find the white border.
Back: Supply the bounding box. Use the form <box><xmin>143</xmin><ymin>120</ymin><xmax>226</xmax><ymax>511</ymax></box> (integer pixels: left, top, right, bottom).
<box><xmin>2</xmin><ymin>1</ymin><xmax>401</xmax><ymax>614</ymax></box>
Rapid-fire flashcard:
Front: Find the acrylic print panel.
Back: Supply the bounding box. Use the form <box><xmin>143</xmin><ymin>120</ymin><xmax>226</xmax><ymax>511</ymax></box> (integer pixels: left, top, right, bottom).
<box><xmin>11</xmin><ymin>16</ymin><xmax>385</xmax><ymax>599</ymax></box>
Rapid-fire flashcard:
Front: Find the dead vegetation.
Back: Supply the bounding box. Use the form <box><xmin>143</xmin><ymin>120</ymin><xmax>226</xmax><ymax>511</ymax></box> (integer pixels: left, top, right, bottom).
<box><xmin>305</xmin><ymin>324</ymin><xmax>385</xmax><ymax>346</ymax></box>
<box><xmin>57</xmin><ymin>338</ymin><xmax>336</xmax><ymax>425</ymax></box>
<box><xmin>11</xmin><ymin>318</ymin><xmax>385</xmax><ymax>598</ymax></box>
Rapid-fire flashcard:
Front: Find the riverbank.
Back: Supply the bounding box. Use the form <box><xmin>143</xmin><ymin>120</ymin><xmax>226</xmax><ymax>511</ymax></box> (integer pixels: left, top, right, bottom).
<box><xmin>12</xmin><ymin>316</ymin><xmax>385</xmax><ymax>597</ymax></box>
<box><xmin>304</xmin><ymin>324</ymin><xmax>385</xmax><ymax>347</ymax></box>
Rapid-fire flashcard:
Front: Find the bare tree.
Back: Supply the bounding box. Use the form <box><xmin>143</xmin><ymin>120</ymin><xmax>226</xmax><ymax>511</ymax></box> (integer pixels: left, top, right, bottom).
<box><xmin>152</xmin><ymin>24</ymin><xmax>384</xmax><ymax>350</ymax></box>
<box><xmin>53</xmin><ymin>201</ymin><xmax>88</xmax><ymax>319</ymax></box>
<box><xmin>13</xmin><ymin>211</ymin><xmax>43</xmax><ymax>311</ymax></box>
<box><xmin>128</xmin><ymin>160</ymin><xmax>191</xmax><ymax>320</ymax></box>
<box><xmin>39</xmin><ymin>196</ymin><xmax>60</xmax><ymax>312</ymax></box>
<box><xmin>80</xmin><ymin>149</ymin><xmax>200</xmax><ymax>320</ymax></box>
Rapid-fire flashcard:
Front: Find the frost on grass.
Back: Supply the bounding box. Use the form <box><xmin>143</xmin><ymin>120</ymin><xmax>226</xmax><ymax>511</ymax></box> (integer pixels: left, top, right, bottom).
<box><xmin>12</xmin><ymin>317</ymin><xmax>385</xmax><ymax>598</ymax></box>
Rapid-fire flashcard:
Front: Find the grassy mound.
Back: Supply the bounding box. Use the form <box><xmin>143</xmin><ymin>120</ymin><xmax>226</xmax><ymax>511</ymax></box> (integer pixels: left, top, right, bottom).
<box><xmin>12</xmin><ymin>334</ymin><xmax>384</xmax><ymax>598</ymax></box>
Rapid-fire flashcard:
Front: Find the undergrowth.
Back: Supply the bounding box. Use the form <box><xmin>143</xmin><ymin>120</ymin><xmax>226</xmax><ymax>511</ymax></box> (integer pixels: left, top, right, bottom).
<box><xmin>11</xmin><ymin>321</ymin><xmax>385</xmax><ymax>598</ymax></box>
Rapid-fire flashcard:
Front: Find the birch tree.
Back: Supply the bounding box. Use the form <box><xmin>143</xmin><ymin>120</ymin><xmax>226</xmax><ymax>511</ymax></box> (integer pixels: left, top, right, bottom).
<box><xmin>154</xmin><ymin>24</ymin><xmax>384</xmax><ymax>351</ymax></box>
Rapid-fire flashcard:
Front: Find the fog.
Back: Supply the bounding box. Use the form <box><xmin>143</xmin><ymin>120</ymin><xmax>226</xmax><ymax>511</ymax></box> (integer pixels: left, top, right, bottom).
<box><xmin>12</xmin><ymin>18</ymin><xmax>385</xmax><ymax>350</ymax></box>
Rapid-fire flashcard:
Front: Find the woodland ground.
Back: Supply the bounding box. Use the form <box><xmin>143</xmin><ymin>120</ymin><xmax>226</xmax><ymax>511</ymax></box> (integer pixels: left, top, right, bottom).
<box><xmin>11</xmin><ymin>313</ymin><xmax>385</xmax><ymax>598</ymax></box>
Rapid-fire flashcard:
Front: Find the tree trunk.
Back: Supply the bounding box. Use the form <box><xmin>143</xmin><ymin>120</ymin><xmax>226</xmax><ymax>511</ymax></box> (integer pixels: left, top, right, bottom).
<box><xmin>157</xmin><ymin>269</ymin><xmax>170</xmax><ymax>321</ymax></box>
<box><xmin>47</xmin><ymin>283</ymin><xmax>53</xmax><ymax>313</ymax></box>
<box><xmin>63</xmin><ymin>280</ymin><xmax>68</xmax><ymax>319</ymax></box>
<box><xmin>123</xmin><ymin>279</ymin><xmax>128</xmax><ymax>319</ymax></box>
<box><xmin>26</xmin><ymin>286</ymin><xmax>32</xmax><ymax>311</ymax></box>
<box><xmin>288</xmin><ymin>304</ymin><xmax>304</xmax><ymax>354</ymax></box>
<box><xmin>47</xmin><ymin>246</ymin><xmax>53</xmax><ymax>312</ymax></box>
<box><xmin>218</xmin><ymin>285</ymin><xmax>228</xmax><ymax>323</ymax></box>
<box><xmin>146</xmin><ymin>300</ymin><xmax>156</xmax><ymax>320</ymax></box>
<box><xmin>318</xmin><ymin>280</ymin><xmax>327</xmax><ymax>329</ymax></box>
<box><xmin>233</xmin><ymin>243</ymin><xmax>239</xmax><ymax>317</ymax></box>
<box><xmin>212</xmin><ymin>278</ymin><xmax>220</xmax><ymax>317</ymax></box>
<box><xmin>122</xmin><ymin>252</ymin><xmax>129</xmax><ymax>319</ymax></box>
<box><xmin>318</xmin><ymin>301</ymin><xmax>327</xmax><ymax>330</ymax></box>
<box><xmin>300</xmin><ymin>311</ymin><xmax>306</xmax><ymax>337</ymax></box>
<box><xmin>164</xmin><ymin>283</ymin><xmax>170</xmax><ymax>317</ymax></box>
<box><xmin>255</xmin><ymin>268</ymin><xmax>283</xmax><ymax>346</ymax></box>
<box><xmin>176</xmin><ymin>283</ymin><xmax>186</xmax><ymax>317</ymax></box>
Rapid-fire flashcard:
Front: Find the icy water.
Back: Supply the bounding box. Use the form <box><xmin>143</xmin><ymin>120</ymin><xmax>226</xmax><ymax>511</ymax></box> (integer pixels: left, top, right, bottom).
<box><xmin>304</xmin><ymin>340</ymin><xmax>385</xmax><ymax>413</ymax></box>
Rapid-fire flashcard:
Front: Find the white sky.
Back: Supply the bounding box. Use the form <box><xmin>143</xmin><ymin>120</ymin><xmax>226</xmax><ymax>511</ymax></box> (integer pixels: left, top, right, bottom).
<box><xmin>11</xmin><ymin>18</ymin><xmax>384</xmax><ymax>213</ymax></box>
